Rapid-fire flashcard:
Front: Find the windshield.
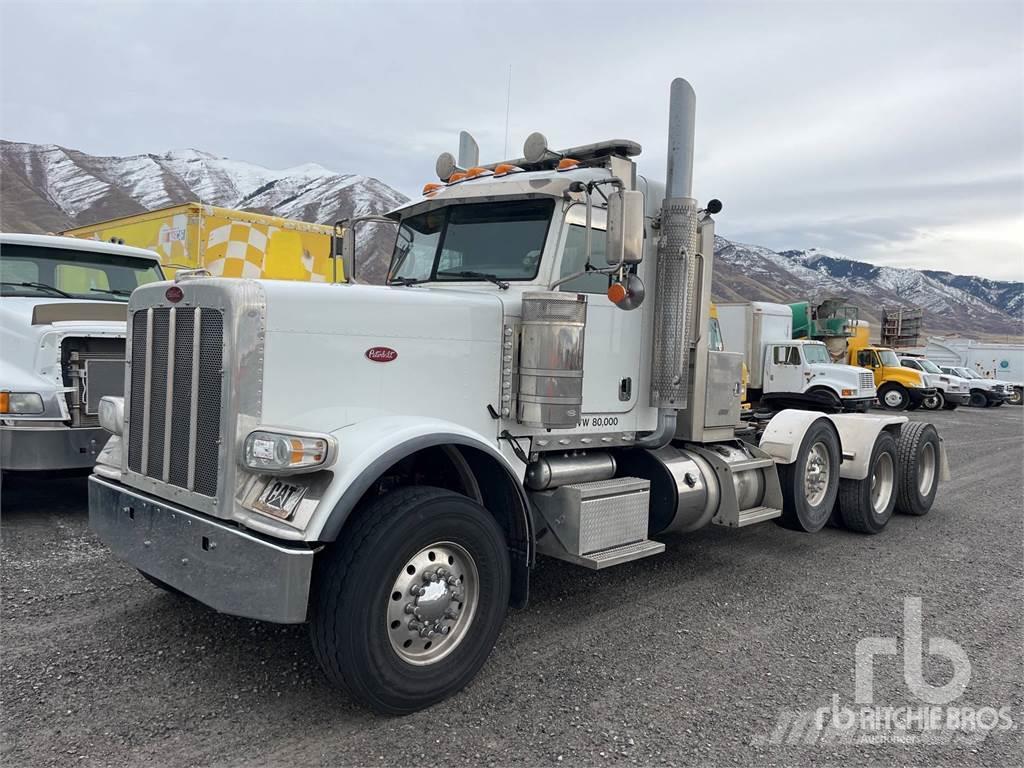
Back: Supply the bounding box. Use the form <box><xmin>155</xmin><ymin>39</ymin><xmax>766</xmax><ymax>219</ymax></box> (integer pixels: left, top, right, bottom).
<box><xmin>0</xmin><ymin>244</ymin><xmax>161</xmax><ymax>302</ymax></box>
<box><xmin>958</xmin><ymin>367</ymin><xmax>980</xmax><ymax>379</ymax></box>
<box><xmin>918</xmin><ymin>359</ymin><xmax>943</xmax><ymax>374</ymax></box>
<box><xmin>803</xmin><ymin>344</ymin><xmax>831</xmax><ymax>364</ymax></box>
<box><xmin>390</xmin><ymin>199</ymin><xmax>554</xmax><ymax>283</ymax></box>
<box><xmin>877</xmin><ymin>349</ymin><xmax>901</xmax><ymax>367</ymax></box>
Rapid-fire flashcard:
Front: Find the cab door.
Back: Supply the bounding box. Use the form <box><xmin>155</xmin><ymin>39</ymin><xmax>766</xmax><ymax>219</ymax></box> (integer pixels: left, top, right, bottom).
<box><xmin>765</xmin><ymin>344</ymin><xmax>806</xmax><ymax>394</ymax></box>
<box><xmin>553</xmin><ymin>206</ymin><xmax>642</xmax><ymax>414</ymax></box>
<box><xmin>857</xmin><ymin>348</ymin><xmax>883</xmax><ymax>387</ymax></box>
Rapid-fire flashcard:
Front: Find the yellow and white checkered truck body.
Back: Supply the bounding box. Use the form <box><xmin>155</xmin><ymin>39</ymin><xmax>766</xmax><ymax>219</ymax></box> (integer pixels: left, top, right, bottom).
<box><xmin>62</xmin><ymin>203</ymin><xmax>342</xmax><ymax>282</ymax></box>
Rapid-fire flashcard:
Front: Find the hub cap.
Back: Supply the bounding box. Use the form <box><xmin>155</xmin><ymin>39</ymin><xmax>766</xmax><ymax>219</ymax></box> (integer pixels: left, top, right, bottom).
<box><xmin>870</xmin><ymin>451</ymin><xmax>895</xmax><ymax>515</ymax></box>
<box><xmin>387</xmin><ymin>541</ymin><xmax>479</xmax><ymax>666</ymax></box>
<box><xmin>883</xmin><ymin>390</ymin><xmax>904</xmax><ymax>407</ymax></box>
<box><xmin>804</xmin><ymin>441</ymin><xmax>831</xmax><ymax>507</ymax></box>
<box><xmin>918</xmin><ymin>442</ymin><xmax>936</xmax><ymax>496</ymax></box>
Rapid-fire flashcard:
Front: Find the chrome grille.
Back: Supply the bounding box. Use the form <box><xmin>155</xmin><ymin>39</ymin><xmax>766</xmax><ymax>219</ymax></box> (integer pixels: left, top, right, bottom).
<box><xmin>859</xmin><ymin>372</ymin><xmax>875</xmax><ymax>390</ymax></box>
<box><xmin>127</xmin><ymin>306</ymin><xmax>224</xmax><ymax>497</ymax></box>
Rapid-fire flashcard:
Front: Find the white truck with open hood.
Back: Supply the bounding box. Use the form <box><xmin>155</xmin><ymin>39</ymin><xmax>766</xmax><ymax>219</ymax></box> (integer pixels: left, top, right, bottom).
<box><xmin>88</xmin><ymin>78</ymin><xmax>950</xmax><ymax>714</ymax></box>
<box><xmin>0</xmin><ymin>234</ymin><xmax>164</xmax><ymax>472</ymax></box>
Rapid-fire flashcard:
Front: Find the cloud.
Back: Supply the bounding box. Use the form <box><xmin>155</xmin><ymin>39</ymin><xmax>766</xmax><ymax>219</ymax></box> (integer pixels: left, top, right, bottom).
<box><xmin>1</xmin><ymin>0</ymin><xmax>1021</xmax><ymax>280</ymax></box>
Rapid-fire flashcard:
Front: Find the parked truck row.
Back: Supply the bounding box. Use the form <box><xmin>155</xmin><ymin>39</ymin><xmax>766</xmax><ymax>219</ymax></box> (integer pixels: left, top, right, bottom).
<box><xmin>74</xmin><ymin>78</ymin><xmax>952</xmax><ymax>713</ymax></box>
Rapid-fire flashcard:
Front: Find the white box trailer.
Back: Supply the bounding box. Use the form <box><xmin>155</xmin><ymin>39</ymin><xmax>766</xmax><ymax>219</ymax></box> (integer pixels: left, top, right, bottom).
<box><xmin>913</xmin><ymin>338</ymin><xmax>1023</xmax><ymax>405</ymax></box>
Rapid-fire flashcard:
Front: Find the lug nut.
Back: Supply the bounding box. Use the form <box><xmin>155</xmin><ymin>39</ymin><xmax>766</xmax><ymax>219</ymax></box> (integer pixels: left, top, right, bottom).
<box><xmin>404</xmin><ymin>603</ymin><xmax>415</xmax><ymax>614</ymax></box>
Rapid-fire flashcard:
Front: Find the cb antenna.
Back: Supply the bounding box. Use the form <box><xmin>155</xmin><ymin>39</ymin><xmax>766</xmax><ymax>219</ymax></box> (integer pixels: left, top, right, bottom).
<box><xmin>503</xmin><ymin>64</ymin><xmax>512</xmax><ymax>159</ymax></box>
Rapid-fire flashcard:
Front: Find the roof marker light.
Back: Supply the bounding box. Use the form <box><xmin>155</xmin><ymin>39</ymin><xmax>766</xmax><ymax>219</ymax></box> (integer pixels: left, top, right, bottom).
<box><xmin>557</xmin><ymin>158</ymin><xmax>582</xmax><ymax>171</ymax></box>
<box><xmin>447</xmin><ymin>171</ymin><xmax>468</xmax><ymax>184</ymax></box>
<box><xmin>464</xmin><ymin>166</ymin><xmax>493</xmax><ymax>179</ymax></box>
<box><xmin>422</xmin><ymin>182</ymin><xmax>444</xmax><ymax>196</ymax></box>
<box><xmin>493</xmin><ymin>163</ymin><xmax>524</xmax><ymax>176</ymax></box>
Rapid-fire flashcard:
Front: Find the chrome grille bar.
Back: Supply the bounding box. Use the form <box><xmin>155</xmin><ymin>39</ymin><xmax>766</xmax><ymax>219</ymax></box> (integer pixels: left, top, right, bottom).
<box><xmin>162</xmin><ymin>307</ymin><xmax>177</xmax><ymax>481</ymax></box>
<box><xmin>187</xmin><ymin>307</ymin><xmax>202</xmax><ymax>491</ymax></box>
<box><xmin>140</xmin><ymin>308</ymin><xmax>154</xmax><ymax>476</ymax></box>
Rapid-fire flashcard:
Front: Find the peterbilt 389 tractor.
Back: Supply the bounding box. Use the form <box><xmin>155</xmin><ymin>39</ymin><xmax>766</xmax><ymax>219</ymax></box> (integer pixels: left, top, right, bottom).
<box><xmin>88</xmin><ymin>78</ymin><xmax>949</xmax><ymax>714</ymax></box>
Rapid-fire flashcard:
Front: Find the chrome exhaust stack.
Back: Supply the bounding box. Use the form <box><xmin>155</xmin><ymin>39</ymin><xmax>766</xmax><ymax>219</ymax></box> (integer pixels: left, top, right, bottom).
<box><xmin>649</xmin><ymin>78</ymin><xmax>700</xmax><ymax>414</ymax></box>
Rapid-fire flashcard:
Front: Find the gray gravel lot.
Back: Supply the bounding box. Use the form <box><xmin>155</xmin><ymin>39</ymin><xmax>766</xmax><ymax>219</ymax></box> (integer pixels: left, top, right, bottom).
<box><xmin>2</xmin><ymin>407</ymin><xmax>1022</xmax><ymax>767</ymax></box>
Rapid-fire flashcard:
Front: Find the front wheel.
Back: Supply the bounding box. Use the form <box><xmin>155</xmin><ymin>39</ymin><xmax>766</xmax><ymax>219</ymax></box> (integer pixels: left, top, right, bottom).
<box><xmin>922</xmin><ymin>391</ymin><xmax>944</xmax><ymax>411</ymax></box>
<box><xmin>310</xmin><ymin>486</ymin><xmax>510</xmax><ymax>714</ymax></box>
<box><xmin>968</xmin><ymin>391</ymin><xmax>988</xmax><ymax>407</ymax></box>
<box><xmin>1010</xmin><ymin>387</ymin><xmax>1023</xmax><ymax>406</ymax></box>
<box><xmin>878</xmin><ymin>384</ymin><xmax>909</xmax><ymax>411</ymax></box>
<box><xmin>776</xmin><ymin>419</ymin><xmax>841</xmax><ymax>532</ymax></box>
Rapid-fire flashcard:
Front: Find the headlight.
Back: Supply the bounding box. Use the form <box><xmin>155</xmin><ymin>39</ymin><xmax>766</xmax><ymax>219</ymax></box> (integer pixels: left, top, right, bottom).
<box><xmin>0</xmin><ymin>391</ymin><xmax>44</xmax><ymax>414</ymax></box>
<box><xmin>243</xmin><ymin>430</ymin><xmax>334</xmax><ymax>474</ymax></box>
<box><xmin>98</xmin><ymin>396</ymin><xmax>125</xmax><ymax>435</ymax></box>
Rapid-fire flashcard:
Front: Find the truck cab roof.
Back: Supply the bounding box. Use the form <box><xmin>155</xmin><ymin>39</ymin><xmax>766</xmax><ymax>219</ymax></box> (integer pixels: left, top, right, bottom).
<box><xmin>1</xmin><ymin>232</ymin><xmax>162</xmax><ymax>264</ymax></box>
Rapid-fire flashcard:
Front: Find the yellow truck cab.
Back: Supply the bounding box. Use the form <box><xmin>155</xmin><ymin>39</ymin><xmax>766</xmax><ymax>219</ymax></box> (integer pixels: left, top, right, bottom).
<box><xmin>847</xmin><ymin>321</ymin><xmax>933</xmax><ymax>410</ymax></box>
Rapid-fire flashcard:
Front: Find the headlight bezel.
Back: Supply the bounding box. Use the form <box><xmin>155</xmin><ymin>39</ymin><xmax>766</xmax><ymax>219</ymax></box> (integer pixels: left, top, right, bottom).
<box><xmin>242</xmin><ymin>428</ymin><xmax>337</xmax><ymax>475</ymax></box>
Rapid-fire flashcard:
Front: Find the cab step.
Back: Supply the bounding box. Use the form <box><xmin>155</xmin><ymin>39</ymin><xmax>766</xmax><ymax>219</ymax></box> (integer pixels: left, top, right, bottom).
<box><xmin>731</xmin><ymin>505</ymin><xmax>782</xmax><ymax>527</ymax></box>
<box><xmin>531</xmin><ymin>476</ymin><xmax>664</xmax><ymax>569</ymax></box>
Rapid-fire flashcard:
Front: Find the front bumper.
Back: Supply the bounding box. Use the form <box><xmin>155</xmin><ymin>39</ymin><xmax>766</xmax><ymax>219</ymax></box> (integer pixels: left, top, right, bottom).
<box><xmin>908</xmin><ymin>387</ymin><xmax>937</xmax><ymax>406</ymax></box>
<box><xmin>88</xmin><ymin>476</ymin><xmax>315</xmax><ymax>623</ymax></box>
<box><xmin>0</xmin><ymin>424</ymin><xmax>109</xmax><ymax>471</ymax></box>
<box><xmin>943</xmin><ymin>392</ymin><xmax>970</xmax><ymax>406</ymax></box>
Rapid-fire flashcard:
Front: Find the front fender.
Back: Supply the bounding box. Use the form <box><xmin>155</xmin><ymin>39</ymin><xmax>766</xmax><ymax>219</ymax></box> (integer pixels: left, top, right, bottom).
<box><xmin>305</xmin><ymin>416</ymin><xmax>527</xmax><ymax>543</ymax></box>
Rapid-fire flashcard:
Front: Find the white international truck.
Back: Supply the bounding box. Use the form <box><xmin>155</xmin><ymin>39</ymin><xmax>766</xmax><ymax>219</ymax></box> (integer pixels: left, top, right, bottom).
<box><xmin>88</xmin><ymin>79</ymin><xmax>948</xmax><ymax>714</ymax></box>
<box><xmin>716</xmin><ymin>300</ymin><xmax>876</xmax><ymax>412</ymax></box>
<box><xmin>0</xmin><ymin>234</ymin><xmax>164</xmax><ymax>473</ymax></box>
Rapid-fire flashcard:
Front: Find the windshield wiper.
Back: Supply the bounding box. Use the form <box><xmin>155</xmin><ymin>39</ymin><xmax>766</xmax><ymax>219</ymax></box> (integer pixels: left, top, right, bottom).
<box><xmin>0</xmin><ymin>281</ymin><xmax>74</xmax><ymax>298</ymax></box>
<box><xmin>89</xmin><ymin>287</ymin><xmax>132</xmax><ymax>297</ymax></box>
<box><xmin>436</xmin><ymin>271</ymin><xmax>510</xmax><ymax>290</ymax></box>
<box><xmin>388</xmin><ymin>276</ymin><xmax>427</xmax><ymax>286</ymax></box>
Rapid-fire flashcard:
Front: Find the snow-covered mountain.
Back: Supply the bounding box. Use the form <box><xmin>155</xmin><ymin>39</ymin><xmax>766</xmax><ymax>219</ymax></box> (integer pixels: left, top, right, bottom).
<box><xmin>716</xmin><ymin>239</ymin><xmax>1022</xmax><ymax>337</ymax></box>
<box><xmin>1</xmin><ymin>140</ymin><xmax>1020</xmax><ymax>335</ymax></box>
<box><xmin>0</xmin><ymin>140</ymin><xmax>408</xmax><ymax>281</ymax></box>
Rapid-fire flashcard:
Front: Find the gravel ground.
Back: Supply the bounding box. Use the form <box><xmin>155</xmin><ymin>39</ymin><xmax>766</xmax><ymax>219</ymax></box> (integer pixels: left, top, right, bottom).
<box><xmin>2</xmin><ymin>407</ymin><xmax>1022</xmax><ymax>767</ymax></box>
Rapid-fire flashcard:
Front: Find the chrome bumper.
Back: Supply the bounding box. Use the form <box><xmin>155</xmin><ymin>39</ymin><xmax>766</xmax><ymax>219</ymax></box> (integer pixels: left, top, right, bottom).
<box><xmin>88</xmin><ymin>476</ymin><xmax>315</xmax><ymax>623</ymax></box>
<box><xmin>0</xmin><ymin>424</ymin><xmax>109</xmax><ymax>471</ymax></box>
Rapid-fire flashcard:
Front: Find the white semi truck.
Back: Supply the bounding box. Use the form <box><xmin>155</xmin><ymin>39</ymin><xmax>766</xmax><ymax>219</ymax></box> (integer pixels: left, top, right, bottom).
<box><xmin>0</xmin><ymin>234</ymin><xmax>164</xmax><ymax>473</ymax></box>
<box><xmin>716</xmin><ymin>300</ymin><xmax>876</xmax><ymax>412</ymax></box>
<box><xmin>88</xmin><ymin>78</ymin><xmax>948</xmax><ymax>714</ymax></box>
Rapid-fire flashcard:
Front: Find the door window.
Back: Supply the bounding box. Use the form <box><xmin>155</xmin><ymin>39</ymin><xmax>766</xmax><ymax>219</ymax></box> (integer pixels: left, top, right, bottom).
<box><xmin>858</xmin><ymin>350</ymin><xmax>879</xmax><ymax>367</ymax></box>
<box><xmin>773</xmin><ymin>346</ymin><xmax>800</xmax><ymax>365</ymax></box>
<box><xmin>558</xmin><ymin>224</ymin><xmax>609</xmax><ymax>294</ymax></box>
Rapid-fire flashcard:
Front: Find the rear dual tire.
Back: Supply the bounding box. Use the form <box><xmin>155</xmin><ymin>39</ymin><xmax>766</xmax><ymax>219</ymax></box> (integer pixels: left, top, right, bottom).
<box><xmin>895</xmin><ymin>422</ymin><xmax>940</xmax><ymax>516</ymax></box>
<box><xmin>835</xmin><ymin>431</ymin><xmax>898</xmax><ymax>534</ymax></box>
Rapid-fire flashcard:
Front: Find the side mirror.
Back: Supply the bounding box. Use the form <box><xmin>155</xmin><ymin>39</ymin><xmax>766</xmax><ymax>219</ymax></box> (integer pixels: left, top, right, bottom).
<box><xmin>341</xmin><ymin>227</ymin><xmax>356</xmax><ymax>282</ymax></box>
<box><xmin>606</xmin><ymin>189</ymin><xmax>645</xmax><ymax>266</ymax></box>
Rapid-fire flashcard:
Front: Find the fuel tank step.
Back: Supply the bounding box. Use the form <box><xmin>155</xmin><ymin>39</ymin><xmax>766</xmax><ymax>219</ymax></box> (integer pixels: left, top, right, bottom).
<box><xmin>732</xmin><ymin>505</ymin><xmax>782</xmax><ymax>527</ymax></box>
<box><xmin>553</xmin><ymin>538</ymin><xmax>666</xmax><ymax>570</ymax></box>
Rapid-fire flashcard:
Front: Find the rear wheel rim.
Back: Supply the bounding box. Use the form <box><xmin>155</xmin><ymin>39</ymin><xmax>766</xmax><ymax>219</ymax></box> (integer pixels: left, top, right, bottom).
<box><xmin>804</xmin><ymin>441</ymin><xmax>831</xmax><ymax>506</ymax></box>
<box><xmin>387</xmin><ymin>541</ymin><xmax>480</xmax><ymax>666</ymax></box>
<box><xmin>918</xmin><ymin>442</ymin><xmax>936</xmax><ymax>496</ymax></box>
<box><xmin>870</xmin><ymin>451</ymin><xmax>895</xmax><ymax>515</ymax></box>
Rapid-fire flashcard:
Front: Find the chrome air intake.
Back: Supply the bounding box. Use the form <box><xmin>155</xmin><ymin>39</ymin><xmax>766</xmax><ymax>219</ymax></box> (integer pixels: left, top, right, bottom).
<box><xmin>650</xmin><ymin>78</ymin><xmax>700</xmax><ymax>410</ymax></box>
<box><xmin>517</xmin><ymin>292</ymin><xmax>587</xmax><ymax>429</ymax></box>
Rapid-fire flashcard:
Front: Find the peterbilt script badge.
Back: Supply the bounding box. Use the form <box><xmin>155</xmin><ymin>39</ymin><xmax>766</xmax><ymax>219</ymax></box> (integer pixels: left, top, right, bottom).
<box><xmin>365</xmin><ymin>347</ymin><xmax>398</xmax><ymax>363</ymax></box>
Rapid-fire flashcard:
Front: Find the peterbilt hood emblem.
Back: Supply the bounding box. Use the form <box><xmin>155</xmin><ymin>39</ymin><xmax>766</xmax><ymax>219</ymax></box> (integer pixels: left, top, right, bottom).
<box><xmin>365</xmin><ymin>346</ymin><xmax>398</xmax><ymax>363</ymax></box>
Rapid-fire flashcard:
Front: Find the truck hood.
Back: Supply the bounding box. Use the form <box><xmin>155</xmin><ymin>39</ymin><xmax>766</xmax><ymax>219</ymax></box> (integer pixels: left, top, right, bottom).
<box><xmin>0</xmin><ymin>296</ymin><xmax>127</xmax><ymax>404</ymax></box>
<box><xmin>807</xmin><ymin>363</ymin><xmax>874</xmax><ymax>388</ymax></box>
<box><xmin>253</xmin><ymin>280</ymin><xmax>507</xmax><ymax>434</ymax></box>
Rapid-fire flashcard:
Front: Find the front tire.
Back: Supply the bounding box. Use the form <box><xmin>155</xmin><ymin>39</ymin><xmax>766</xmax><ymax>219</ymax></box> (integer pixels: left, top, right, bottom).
<box><xmin>968</xmin><ymin>391</ymin><xmax>988</xmax><ymax>407</ymax></box>
<box><xmin>1010</xmin><ymin>387</ymin><xmax>1023</xmax><ymax>406</ymax></box>
<box><xmin>777</xmin><ymin>419</ymin><xmax>841</xmax><ymax>532</ymax></box>
<box><xmin>835</xmin><ymin>431</ymin><xmax>898</xmax><ymax>534</ymax></box>
<box><xmin>922</xmin><ymin>391</ymin><xmax>944</xmax><ymax>411</ymax></box>
<box><xmin>878</xmin><ymin>383</ymin><xmax>909</xmax><ymax>411</ymax></box>
<box><xmin>310</xmin><ymin>486</ymin><xmax>510</xmax><ymax>714</ymax></box>
<box><xmin>895</xmin><ymin>422</ymin><xmax>941</xmax><ymax>516</ymax></box>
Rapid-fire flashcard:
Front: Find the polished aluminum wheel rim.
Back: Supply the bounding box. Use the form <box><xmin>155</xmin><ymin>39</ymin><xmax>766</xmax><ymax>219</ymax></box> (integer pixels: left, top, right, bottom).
<box><xmin>870</xmin><ymin>451</ymin><xmax>895</xmax><ymax>515</ymax></box>
<box><xmin>387</xmin><ymin>541</ymin><xmax>479</xmax><ymax>666</ymax></box>
<box><xmin>918</xmin><ymin>442</ymin><xmax>936</xmax><ymax>496</ymax></box>
<box><xmin>804</xmin><ymin>441</ymin><xmax>831</xmax><ymax>507</ymax></box>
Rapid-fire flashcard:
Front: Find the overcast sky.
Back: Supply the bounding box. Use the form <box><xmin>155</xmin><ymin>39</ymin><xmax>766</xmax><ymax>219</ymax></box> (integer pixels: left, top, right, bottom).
<box><xmin>2</xmin><ymin>0</ymin><xmax>1022</xmax><ymax>281</ymax></box>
